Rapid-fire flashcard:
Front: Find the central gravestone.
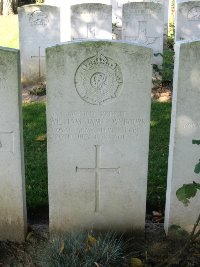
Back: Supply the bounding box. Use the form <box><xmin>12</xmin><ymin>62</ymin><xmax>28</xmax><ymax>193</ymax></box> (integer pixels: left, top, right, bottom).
<box><xmin>46</xmin><ymin>41</ymin><xmax>152</xmax><ymax>234</ymax></box>
<box><xmin>71</xmin><ymin>4</ymin><xmax>112</xmax><ymax>40</ymax></box>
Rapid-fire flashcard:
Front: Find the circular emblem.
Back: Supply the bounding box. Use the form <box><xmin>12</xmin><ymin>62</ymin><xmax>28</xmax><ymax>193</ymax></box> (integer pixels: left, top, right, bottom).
<box><xmin>29</xmin><ymin>10</ymin><xmax>49</xmax><ymax>26</ymax></box>
<box><xmin>74</xmin><ymin>53</ymin><xmax>123</xmax><ymax>105</ymax></box>
<box><xmin>188</xmin><ymin>6</ymin><xmax>200</xmax><ymax>21</ymax></box>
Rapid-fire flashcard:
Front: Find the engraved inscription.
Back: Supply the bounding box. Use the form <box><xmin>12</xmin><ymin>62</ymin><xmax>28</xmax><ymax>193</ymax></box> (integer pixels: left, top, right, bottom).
<box><xmin>74</xmin><ymin>53</ymin><xmax>123</xmax><ymax>105</ymax></box>
<box><xmin>188</xmin><ymin>6</ymin><xmax>200</xmax><ymax>21</ymax></box>
<box><xmin>124</xmin><ymin>4</ymin><xmax>161</xmax><ymax>20</ymax></box>
<box><xmin>124</xmin><ymin>21</ymin><xmax>161</xmax><ymax>46</ymax></box>
<box><xmin>183</xmin><ymin>122</ymin><xmax>200</xmax><ymax>129</ymax></box>
<box><xmin>49</xmin><ymin>111</ymin><xmax>147</xmax><ymax>142</ymax></box>
<box><xmin>0</xmin><ymin>132</ymin><xmax>14</xmax><ymax>153</ymax></box>
<box><xmin>0</xmin><ymin>63</ymin><xmax>6</xmax><ymax>75</ymax></box>
<box><xmin>31</xmin><ymin>46</ymin><xmax>45</xmax><ymax>78</ymax></box>
<box><xmin>87</xmin><ymin>23</ymin><xmax>95</xmax><ymax>38</ymax></box>
<box><xmin>0</xmin><ymin>77</ymin><xmax>6</xmax><ymax>90</ymax></box>
<box><xmin>0</xmin><ymin>63</ymin><xmax>8</xmax><ymax>90</ymax></box>
<box><xmin>29</xmin><ymin>10</ymin><xmax>49</xmax><ymax>26</ymax></box>
<box><xmin>76</xmin><ymin>145</ymin><xmax>120</xmax><ymax>212</ymax></box>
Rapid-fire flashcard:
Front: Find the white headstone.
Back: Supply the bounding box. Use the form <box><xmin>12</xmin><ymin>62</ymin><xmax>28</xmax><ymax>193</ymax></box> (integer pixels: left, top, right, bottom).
<box><xmin>165</xmin><ymin>40</ymin><xmax>200</xmax><ymax>234</ymax></box>
<box><xmin>175</xmin><ymin>1</ymin><xmax>200</xmax><ymax>41</ymax></box>
<box><xmin>45</xmin><ymin>0</ymin><xmax>110</xmax><ymax>4</ymax></box>
<box><xmin>122</xmin><ymin>2</ymin><xmax>164</xmax><ymax>66</ymax></box>
<box><xmin>46</xmin><ymin>41</ymin><xmax>152</xmax><ymax>234</ymax></box>
<box><xmin>0</xmin><ymin>47</ymin><xmax>27</xmax><ymax>241</ymax></box>
<box><xmin>44</xmin><ymin>1</ymin><xmax>71</xmax><ymax>42</ymax></box>
<box><xmin>18</xmin><ymin>5</ymin><xmax>61</xmax><ymax>84</ymax></box>
<box><xmin>71</xmin><ymin>4</ymin><xmax>112</xmax><ymax>40</ymax></box>
<box><xmin>112</xmin><ymin>0</ymin><xmax>165</xmax><ymax>25</ymax></box>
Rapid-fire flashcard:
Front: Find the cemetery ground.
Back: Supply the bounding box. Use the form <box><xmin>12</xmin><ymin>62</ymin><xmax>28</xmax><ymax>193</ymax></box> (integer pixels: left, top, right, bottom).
<box><xmin>0</xmin><ymin>15</ymin><xmax>199</xmax><ymax>267</ymax></box>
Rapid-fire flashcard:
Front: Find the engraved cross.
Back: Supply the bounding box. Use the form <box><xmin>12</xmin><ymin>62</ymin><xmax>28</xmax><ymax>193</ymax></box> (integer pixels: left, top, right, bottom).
<box><xmin>31</xmin><ymin>46</ymin><xmax>45</xmax><ymax>78</ymax></box>
<box><xmin>76</xmin><ymin>145</ymin><xmax>120</xmax><ymax>212</ymax></box>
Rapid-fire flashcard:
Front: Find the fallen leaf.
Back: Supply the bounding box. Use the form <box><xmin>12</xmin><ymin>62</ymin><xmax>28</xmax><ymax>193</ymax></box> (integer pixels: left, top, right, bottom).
<box><xmin>131</xmin><ymin>257</ymin><xmax>143</xmax><ymax>267</ymax></box>
<box><xmin>36</xmin><ymin>134</ymin><xmax>46</xmax><ymax>141</ymax></box>
<box><xmin>26</xmin><ymin>231</ymin><xmax>33</xmax><ymax>241</ymax></box>
<box><xmin>88</xmin><ymin>234</ymin><xmax>97</xmax><ymax>246</ymax></box>
<box><xmin>60</xmin><ymin>240</ymin><xmax>65</xmax><ymax>254</ymax></box>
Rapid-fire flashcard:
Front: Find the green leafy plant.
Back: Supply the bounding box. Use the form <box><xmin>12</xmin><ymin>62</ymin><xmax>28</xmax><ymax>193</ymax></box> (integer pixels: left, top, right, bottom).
<box><xmin>174</xmin><ymin>140</ymin><xmax>200</xmax><ymax>247</ymax></box>
<box><xmin>29</xmin><ymin>83</ymin><xmax>46</xmax><ymax>96</ymax></box>
<box><xmin>35</xmin><ymin>0</ymin><xmax>44</xmax><ymax>3</ymax></box>
<box><xmin>176</xmin><ymin>140</ymin><xmax>200</xmax><ymax>207</ymax></box>
<box><xmin>157</xmin><ymin>140</ymin><xmax>200</xmax><ymax>267</ymax></box>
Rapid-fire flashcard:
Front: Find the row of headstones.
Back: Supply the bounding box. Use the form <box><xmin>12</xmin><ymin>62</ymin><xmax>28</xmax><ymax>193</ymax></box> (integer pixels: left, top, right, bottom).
<box><xmin>18</xmin><ymin>2</ymin><xmax>164</xmax><ymax>84</ymax></box>
<box><xmin>45</xmin><ymin>0</ymin><xmax>169</xmax><ymax>28</ymax></box>
<box><xmin>44</xmin><ymin>0</ymin><xmax>200</xmax><ymax>42</ymax></box>
<box><xmin>0</xmin><ymin>39</ymin><xmax>200</xmax><ymax>241</ymax></box>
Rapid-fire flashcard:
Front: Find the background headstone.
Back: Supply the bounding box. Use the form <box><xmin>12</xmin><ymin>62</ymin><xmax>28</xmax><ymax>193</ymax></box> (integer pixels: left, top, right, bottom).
<box><xmin>45</xmin><ymin>0</ymin><xmax>110</xmax><ymax>4</ymax></box>
<box><xmin>71</xmin><ymin>4</ymin><xmax>112</xmax><ymax>40</ymax></box>
<box><xmin>175</xmin><ymin>1</ymin><xmax>200</xmax><ymax>41</ymax></box>
<box><xmin>112</xmin><ymin>1</ymin><xmax>167</xmax><ymax>42</ymax></box>
<box><xmin>18</xmin><ymin>5</ymin><xmax>61</xmax><ymax>84</ymax></box>
<box><xmin>46</xmin><ymin>41</ymin><xmax>152</xmax><ymax>234</ymax></box>
<box><xmin>165</xmin><ymin>40</ymin><xmax>200</xmax><ymax>234</ymax></box>
<box><xmin>122</xmin><ymin>2</ymin><xmax>164</xmax><ymax>66</ymax></box>
<box><xmin>0</xmin><ymin>47</ymin><xmax>27</xmax><ymax>241</ymax></box>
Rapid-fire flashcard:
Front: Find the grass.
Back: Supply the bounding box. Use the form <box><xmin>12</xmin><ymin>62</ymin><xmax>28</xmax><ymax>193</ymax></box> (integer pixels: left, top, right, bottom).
<box><xmin>36</xmin><ymin>231</ymin><xmax>127</xmax><ymax>267</ymax></box>
<box><xmin>23</xmin><ymin>102</ymin><xmax>172</xmax><ymax>212</ymax></box>
<box><xmin>147</xmin><ymin>102</ymin><xmax>172</xmax><ymax>211</ymax></box>
<box><xmin>23</xmin><ymin>103</ymin><xmax>47</xmax><ymax>209</ymax></box>
<box><xmin>0</xmin><ymin>15</ymin><xmax>19</xmax><ymax>49</ymax></box>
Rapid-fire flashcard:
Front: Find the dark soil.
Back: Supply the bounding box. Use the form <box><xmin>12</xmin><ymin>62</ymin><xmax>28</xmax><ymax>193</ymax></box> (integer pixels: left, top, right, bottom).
<box><xmin>0</xmin><ymin>219</ymin><xmax>199</xmax><ymax>267</ymax></box>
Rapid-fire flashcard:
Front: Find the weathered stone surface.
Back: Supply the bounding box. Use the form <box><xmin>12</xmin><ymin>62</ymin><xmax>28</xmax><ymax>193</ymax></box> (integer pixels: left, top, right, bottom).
<box><xmin>46</xmin><ymin>41</ymin><xmax>152</xmax><ymax>234</ymax></box>
<box><xmin>165</xmin><ymin>41</ymin><xmax>200</xmax><ymax>234</ymax></box>
<box><xmin>112</xmin><ymin>0</ymin><xmax>168</xmax><ymax>44</ymax></box>
<box><xmin>122</xmin><ymin>2</ymin><xmax>164</xmax><ymax>66</ymax></box>
<box><xmin>112</xmin><ymin>0</ymin><xmax>165</xmax><ymax>25</ymax></box>
<box><xmin>45</xmin><ymin>0</ymin><xmax>110</xmax><ymax>4</ymax></box>
<box><xmin>175</xmin><ymin>1</ymin><xmax>200</xmax><ymax>41</ymax></box>
<box><xmin>0</xmin><ymin>47</ymin><xmax>27</xmax><ymax>241</ymax></box>
<box><xmin>71</xmin><ymin>3</ymin><xmax>112</xmax><ymax>40</ymax></box>
<box><xmin>18</xmin><ymin>4</ymin><xmax>61</xmax><ymax>84</ymax></box>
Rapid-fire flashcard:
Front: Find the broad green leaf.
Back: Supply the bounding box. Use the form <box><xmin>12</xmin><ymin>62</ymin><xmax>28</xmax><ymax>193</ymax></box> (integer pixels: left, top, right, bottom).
<box><xmin>194</xmin><ymin>160</ymin><xmax>200</xmax><ymax>174</ymax></box>
<box><xmin>169</xmin><ymin>224</ymin><xmax>181</xmax><ymax>231</ymax></box>
<box><xmin>169</xmin><ymin>225</ymin><xmax>189</xmax><ymax>238</ymax></box>
<box><xmin>176</xmin><ymin>183</ymin><xmax>199</xmax><ymax>206</ymax></box>
<box><xmin>195</xmin><ymin>182</ymin><xmax>200</xmax><ymax>189</ymax></box>
<box><xmin>192</xmin><ymin>140</ymin><xmax>200</xmax><ymax>145</ymax></box>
